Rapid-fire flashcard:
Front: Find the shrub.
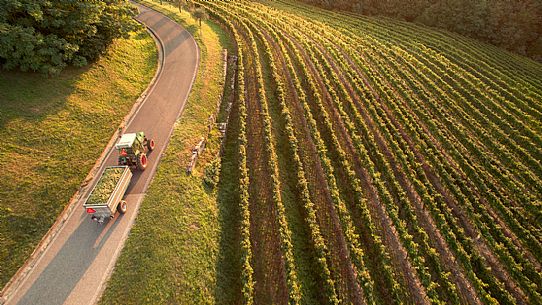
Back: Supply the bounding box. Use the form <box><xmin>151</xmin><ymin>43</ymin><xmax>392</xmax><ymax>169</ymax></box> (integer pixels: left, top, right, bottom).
<box><xmin>0</xmin><ymin>0</ymin><xmax>140</xmax><ymax>75</ymax></box>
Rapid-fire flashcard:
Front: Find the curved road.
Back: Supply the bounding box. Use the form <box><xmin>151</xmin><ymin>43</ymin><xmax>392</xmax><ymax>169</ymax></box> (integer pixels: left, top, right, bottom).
<box><xmin>4</xmin><ymin>4</ymin><xmax>198</xmax><ymax>305</ymax></box>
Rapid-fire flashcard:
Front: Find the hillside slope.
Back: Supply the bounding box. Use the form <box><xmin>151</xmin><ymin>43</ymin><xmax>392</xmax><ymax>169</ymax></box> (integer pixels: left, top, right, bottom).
<box><xmin>100</xmin><ymin>0</ymin><xmax>542</xmax><ymax>304</ymax></box>
<box><xmin>298</xmin><ymin>0</ymin><xmax>542</xmax><ymax>61</ymax></box>
<box><xmin>196</xmin><ymin>0</ymin><xmax>542</xmax><ymax>304</ymax></box>
<box><xmin>0</xmin><ymin>29</ymin><xmax>157</xmax><ymax>288</ymax></box>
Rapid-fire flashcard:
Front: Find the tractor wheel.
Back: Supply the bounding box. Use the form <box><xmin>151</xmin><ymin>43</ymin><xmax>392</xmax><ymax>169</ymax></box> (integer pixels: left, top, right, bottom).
<box><xmin>137</xmin><ymin>153</ymin><xmax>148</xmax><ymax>171</ymax></box>
<box><xmin>117</xmin><ymin>200</ymin><xmax>127</xmax><ymax>214</ymax></box>
<box><xmin>147</xmin><ymin>139</ymin><xmax>155</xmax><ymax>151</ymax></box>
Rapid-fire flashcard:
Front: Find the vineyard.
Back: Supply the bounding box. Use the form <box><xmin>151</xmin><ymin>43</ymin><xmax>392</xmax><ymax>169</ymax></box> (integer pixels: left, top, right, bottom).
<box><xmin>195</xmin><ymin>0</ymin><xmax>542</xmax><ymax>304</ymax></box>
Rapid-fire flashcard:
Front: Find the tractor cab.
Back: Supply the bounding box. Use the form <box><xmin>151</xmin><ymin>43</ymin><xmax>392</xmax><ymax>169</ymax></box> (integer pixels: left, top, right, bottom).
<box><xmin>115</xmin><ymin>131</ymin><xmax>155</xmax><ymax>170</ymax></box>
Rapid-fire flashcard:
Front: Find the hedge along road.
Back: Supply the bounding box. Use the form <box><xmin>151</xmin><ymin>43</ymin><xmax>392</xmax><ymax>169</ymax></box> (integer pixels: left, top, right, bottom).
<box><xmin>2</xmin><ymin>4</ymin><xmax>199</xmax><ymax>305</ymax></box>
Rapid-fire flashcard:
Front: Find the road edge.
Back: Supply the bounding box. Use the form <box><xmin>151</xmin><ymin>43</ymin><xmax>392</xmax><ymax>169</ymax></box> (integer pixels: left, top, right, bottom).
<box><xmin>90</xmin><ymin>3</ymin><xmax>200</xmax><ymax>304</ymax></box>
<box><xmin>0</xmin><ymin>14</ymin><xmax>165</xmax><ymax>305</ymax></box>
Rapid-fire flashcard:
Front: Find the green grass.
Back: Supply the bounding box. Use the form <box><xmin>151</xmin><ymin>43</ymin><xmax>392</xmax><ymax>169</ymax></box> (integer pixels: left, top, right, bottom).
<box><xmin>99</xmin><ymin>1</ymin><xmax>233</xmax><ymax>304</ymax></box>
<box><xmin>0</xmin><ymin>29</ymin><xmax>157</xmax><ymax>287</ymax></box>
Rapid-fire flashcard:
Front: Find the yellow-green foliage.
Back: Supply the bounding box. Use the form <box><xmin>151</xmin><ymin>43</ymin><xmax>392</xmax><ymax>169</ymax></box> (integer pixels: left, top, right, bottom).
<box><xmin>0</xmin><ymin>29</ymin><xmax>157</xmax><ymax>287</ymax></box>
<box><xmin>100</xmin><ymin>1</ymin><xmax>231</xmax><ymax>304</ymax></box>
<box><xmin>86</xmin><ymin>167</ymin><xmax>125</xmax><ymax>206</ymax></box>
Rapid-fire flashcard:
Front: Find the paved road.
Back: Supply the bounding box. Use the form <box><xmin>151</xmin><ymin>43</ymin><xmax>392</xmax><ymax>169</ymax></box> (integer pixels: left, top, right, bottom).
<box><xmin>4</xmin><ymin>4</ymin><xmax>199</xmax><ymax>305</ymax></box>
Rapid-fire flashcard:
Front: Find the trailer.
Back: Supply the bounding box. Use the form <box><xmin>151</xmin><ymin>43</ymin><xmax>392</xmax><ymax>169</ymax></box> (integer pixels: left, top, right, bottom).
<box><xmin>83</xmin><ymin>166</ymin><xmax>132</xmax><ymax>223</ymax></box>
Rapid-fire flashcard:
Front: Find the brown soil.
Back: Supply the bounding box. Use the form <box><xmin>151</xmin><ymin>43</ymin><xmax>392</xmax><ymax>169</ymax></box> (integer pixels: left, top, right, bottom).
<box><xmin>214</xmin><ymin>3</ymin><xmax>539</xmax><ymax>305</ymax></box>
<box><xmin>239</xmin><ymin>28</ymin><xmax>289</xmax><ymax>305</ymax></box>
<box><xmin>255</xmin><ymin>18</ymin><xmax>405</xmax><ymax>305</ymax></box>
<box><xmin>316</xmin><ymin>40</ymin><xmax>483</xmax><ymax>305</ymax></box>
<box><xmin>273</xmin><ymin>30</ymin><xmax>365</xmax><ymax>305</ymax></box>
<box><xmin>340</xmin><ymin>41</ymin><xmax>530</xmax><ymax>304</ymax></box>
<box><xmin>286</xmin><ymin>31</ymin><xmax>431</xmax><ymax>305</ymax></box>
<box><xmin>260</xmin><ymin>28</ymin><xmax>330</xmax><ymax>305</ymax></box>
<box><xmin>387</xmin><ymin>49</ymin><xmax>541</xmax><ymax>272</ymax></box>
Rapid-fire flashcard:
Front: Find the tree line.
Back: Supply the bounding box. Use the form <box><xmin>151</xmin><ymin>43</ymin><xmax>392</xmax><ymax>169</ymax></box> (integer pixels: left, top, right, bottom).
<box><xmin>0</xmin><ymin>0</ymin><xmax>140</xmax><ymax>75</ymax></box>
<box><xmin>299</xmin><ymin>0</ymin><xmax>542</xmax><ymax>61</ymax></box>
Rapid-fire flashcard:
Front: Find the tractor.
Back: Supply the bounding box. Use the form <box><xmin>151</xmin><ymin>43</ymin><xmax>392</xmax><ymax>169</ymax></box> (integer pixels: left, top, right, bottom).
<box><xmin>115</xmin><ymin>132</ymin><xmax>155</xmax><ymax>170</ymax></box>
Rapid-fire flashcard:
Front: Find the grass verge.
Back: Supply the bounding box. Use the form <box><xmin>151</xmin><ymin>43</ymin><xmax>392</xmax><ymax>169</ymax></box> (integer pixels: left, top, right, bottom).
<box><xmin>0</xmin><ymin>29</ymin><xmax>157</xmax><ymax>287</ymax></box>
<box><xmin>99</xmin><ymin>1</ymin><xmax>233</xmax><ymax>303</ymax></box>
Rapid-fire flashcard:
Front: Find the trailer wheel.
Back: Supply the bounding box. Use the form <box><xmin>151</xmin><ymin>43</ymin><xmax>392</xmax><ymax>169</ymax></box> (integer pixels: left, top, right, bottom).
<box><xmin>147</xmin><ymin>139</ymin><xmax>155</xmax><ymax>151</ymax></box>
<box><xmin>137</xmin><ymin>153</ymin><xmax>147</xmax><ymax>170</ymax></box>
<box><xmin>117</xmin><ymin>200</ymin><xmax>127</xmax><ymax>214</ymax></box>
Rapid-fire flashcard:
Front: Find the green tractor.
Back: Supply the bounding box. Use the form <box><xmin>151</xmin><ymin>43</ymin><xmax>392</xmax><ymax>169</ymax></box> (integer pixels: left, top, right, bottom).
<box><xmin>115</xmin><ymin>132</ymin><xmax>155</xmax><ymax>170</ymax></box>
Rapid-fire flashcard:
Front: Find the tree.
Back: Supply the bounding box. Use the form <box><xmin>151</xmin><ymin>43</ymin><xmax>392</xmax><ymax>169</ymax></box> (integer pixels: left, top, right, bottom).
<box><xmin>192</xmin><ymin>7</ymin><xmax>208</xmax><ymax>27</ymax></box>
<box><xmin>297</xmin><ymin>0</ymin><xmax>542</xmax><ymax>60</ymax></box>
<box><xmin>0</xmin><ymin>0</ymin><xmax>140</xmax><ymax>75</ymax></box>
<box><xmin>178</xmin><ymin>0</ymin><xmax>188</xmax><ymax>13</ymax></box>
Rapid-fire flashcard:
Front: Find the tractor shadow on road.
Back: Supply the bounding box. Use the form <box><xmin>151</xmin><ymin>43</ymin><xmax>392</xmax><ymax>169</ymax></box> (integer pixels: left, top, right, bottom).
<box><xmin>16</xmin><ymin>215</ymin><xmax>122</xmax><ymax>305</ymax></box>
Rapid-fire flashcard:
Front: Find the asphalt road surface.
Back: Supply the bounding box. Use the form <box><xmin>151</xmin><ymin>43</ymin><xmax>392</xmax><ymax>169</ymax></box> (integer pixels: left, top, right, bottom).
<box><xmin>5</xmin><ymin>4</ymin><xmax>199</xmax><ymax>305</ymax></box>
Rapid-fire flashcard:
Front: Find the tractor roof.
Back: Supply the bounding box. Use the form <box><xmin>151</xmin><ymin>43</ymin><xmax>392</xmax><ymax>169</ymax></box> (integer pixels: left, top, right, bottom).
<box><xmin>115</xmin><ymin>133</ymin><xmax>137</xmax><ymax>149</ymax></box>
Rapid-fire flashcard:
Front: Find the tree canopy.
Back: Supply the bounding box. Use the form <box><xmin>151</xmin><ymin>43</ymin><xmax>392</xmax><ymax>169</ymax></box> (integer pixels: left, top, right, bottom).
<box><xmin>192</xmin><ymin>7</ymin><xmax>208</xmax><ymax>26</ymax></box>
<box><xmin>300</xmin><ymin>0</ymin><xmax>542</xmax><ymax>61</ymax></box>
<box><xmin>0</xmin><ymin>0</ymin><xmax>140</xmax><ymax>74</ymax></box>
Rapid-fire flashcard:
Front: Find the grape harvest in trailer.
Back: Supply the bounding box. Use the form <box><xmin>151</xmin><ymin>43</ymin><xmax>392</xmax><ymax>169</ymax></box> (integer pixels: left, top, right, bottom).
<box><xmin>3</xmin><ymin>0</ymin><xmax>541</xmax><ymax>304</ymax></box>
